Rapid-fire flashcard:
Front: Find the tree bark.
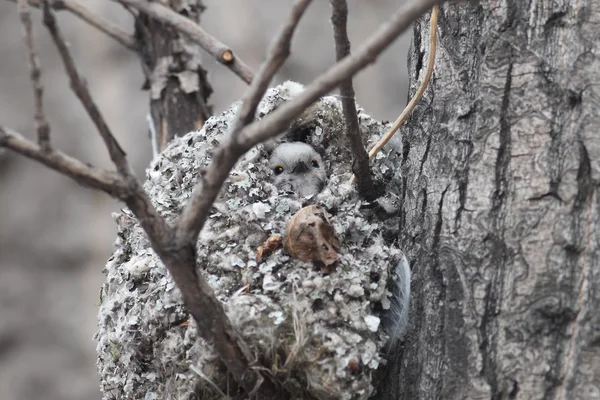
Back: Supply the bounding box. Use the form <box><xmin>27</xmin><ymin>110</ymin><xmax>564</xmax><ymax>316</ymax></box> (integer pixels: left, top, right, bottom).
<box><xmin>381</xmin><ymin>1</ymin><xmax>600</xmax><ymax>399</ymax></box>
<box><xmin>134</xmin><ymin>0</ymin><xmax>212</xmax><ymax>151</ymax></box>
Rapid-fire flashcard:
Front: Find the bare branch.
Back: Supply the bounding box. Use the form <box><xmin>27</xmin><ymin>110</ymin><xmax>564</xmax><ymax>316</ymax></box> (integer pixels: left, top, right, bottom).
<box><xmin>171</xmin><ymin>2</ymin><xmax>314</xmax><ymax>389</ymax></box>
<box><xmin>367</xmin><ymin>5</ymin><xmax>439</xmax><ymax>160</ymax></box>
<box><xmin>176</xmin><ymin>0</ymin><xmax>313</xmax><ymax>247</ymax></box>
<box><xmin>59</xmin><ymin>0</ymin><xmax>137</xmax><ymax>50</ymax></box>
<box><xmin>116</xmin><ymin>0</ymin><xmax>255</xmax><ymax>85</ymax></box>
<box><xmin>230</xmin><ymin>0</ymin><xmax>313</xmax><ymax>132</ymax></box>
<box><xmin>144</xmin><ymin>243</ymin><xmax>277</xmax><ymax>398</ymax></box>
<box><xmin>121</xmin><ymin>195</ymin><xmax>278</xmax><ymax>395</ymax></box>
<box><xmin>0</xmin><ymin>126</ymin><xmax>128</xmax><ymax>196</ymax></box>
<box><xmin>42</xmin><ymin>1</ymin><xmax>131</xmax><ymax>175</ymax></box>
<box><xmin>7</xmin><ymin>0</ymin><xmax>137</xmax><ymax>50</ymax></box>
<box><xmin>18</xmin><ymin>0</ymin><xmax>51</xmax><ymax>150</ymax></box>
<box><xmin>330</xmin><ymin>0</ymin><xmax>375</xmax><ymax>201</ymax></box>
<box><xmin>175</xmin><ymin>0</ymin><xmax>442</xmax><ymax>253</ymax></box>
<box><xmin>238</xmin><ymin>0</ymin><xmax>443</xmax><ymax>147</ymax></box>
<box><xmin>0</xmin><ymin>122</ymin><xmax>273</xmax><ymax>396</ymax></box>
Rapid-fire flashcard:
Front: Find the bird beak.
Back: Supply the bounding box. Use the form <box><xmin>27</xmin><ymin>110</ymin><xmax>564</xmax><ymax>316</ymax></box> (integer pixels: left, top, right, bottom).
<box><xmin>292</xmin><ymin>160</ymin><xmax>309</xmax><ymax>174</ymax></box>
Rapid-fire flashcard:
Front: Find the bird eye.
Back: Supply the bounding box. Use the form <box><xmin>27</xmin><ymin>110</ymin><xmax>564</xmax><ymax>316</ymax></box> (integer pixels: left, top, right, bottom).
<box><xmin>311</xmin><ymin>158</ymin><xmax>319</xmax><ymax>168</ymax></box>
<box><xmin>273</xmin><ymin>165</ymin><xmax>284</xmax><ymax>175</ymax></box>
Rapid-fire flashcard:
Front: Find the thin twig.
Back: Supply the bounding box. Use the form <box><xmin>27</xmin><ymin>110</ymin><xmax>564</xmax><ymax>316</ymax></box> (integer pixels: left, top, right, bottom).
<box><xmin>59</xmin><ymin>0</ymin><xmax>137</xmax><ymax>50</ymax></box>
<box><xmin>176</xmin><ymin>0</ymin><xmax>444</xmax><ymax>253</ymax></box>
<box><xmin>330</xmin><ymin>0</ymin><xmax>375</xmax><ymax>201</ymax></box>
<box><xmin>176</xmin><ymin>0</ymin><xmax>313</xmax><ymax>246</ymax></box>
<box><xmin>367</xmin><ymin>5</ymin><xmax>439</xmax><ymax>160</ymax></box>
<box><xmin>42</xmin><ymin>0</ymin><xmax>131</xmax><ymax>175</ymax></box>
<box><xmin>115</xmin><ymin>0</ymin><xmax>255</xmax><ymax>85</ymax></box>
<box><xmin>0</xmin><ymin>126</ymin><xmax>128</xmax><ymax>196</ymax></box>
<box><xmin>230</xmin><ymin>0</ymin><xmax>313</xmax><ymax>133</ymax></box>
<box><xmin>18</xmin><ymin>0</ymin><xmax>51</xmax><ymax>150</ymax></box>
<box><xmin>7</xmin><ymin>0</ymin><xmax>137</xmax><ymax>50</ymax></box>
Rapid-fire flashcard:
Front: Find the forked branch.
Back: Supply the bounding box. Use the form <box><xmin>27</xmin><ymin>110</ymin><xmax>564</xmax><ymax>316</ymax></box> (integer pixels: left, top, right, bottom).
<box><xmin>43</xmin><ymin>1</ymin><xmax>131</xmax><ymax>175</ymax></box>
<box><xmin>237</xmin><ymin>0</ymin><xmax>442</xmax><ymax>147</ymax></box>
<box><xmin>115</xmin><ymin>0</ymin><xmax>255</xmax><ymax>84</ymax></box>
<box><xmin>0</xmin><ymin>0</ymin><xmax>446</xmax><ymax>397</ymax></box>
<box><xmin>177</xmin><ymin>0</ymin><xmax>314</xmax><ymax>246</ymax></box>
<box><xmin>0</xmin><ymin>126</ymin><xmax>128</xmax><ymax>196</ymax></box>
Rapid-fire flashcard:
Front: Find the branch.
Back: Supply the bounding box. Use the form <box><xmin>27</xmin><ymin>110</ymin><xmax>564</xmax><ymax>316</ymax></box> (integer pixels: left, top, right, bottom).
<box><xmin>18</xmin><ymin>0</ymin><xmax>51</xmax><ymax>150</ymax></box>
<box><xmin>0</xmin><ymin>126</ymin><xmax>128</xmax><ymax>196</ymax></box>
<box><xmin>330</xmin><ymin>0</ymin><xmax>375</xmax><ymax>201</ymax></box>
<box><xmin>115</xmin><ymin>0</ymin><xmax>255</xmax><ymax>85</ymax></box>
<box><xmin>39</xmin><ymin>2</ymin><xmax>273</xmax><ymax>396</ymax></box>
<box><xmin>238</xmin><ymin>0</ymin><xmax>443</xmax><ymax>147</ymax></box>
<box><xmin>366</xmin><ymin>5</ymin><xmax>439</xmax><ymax>160</ymax></box>
<box><xmin>42</xmin><ymin>1</ymin><xmax>131</xmax><ymax>175</ymax></box>
<box><xmin>176</xmin><ymin>0</ymin><xmax>313</xmax><ymax>246</ymax></box>
<box><xmin>176</xmin><ymin>0</ymin><xmax>443</xmax><ymax>251</ymax></box>
<box><xmin>230</xmin><ymin>0</ymin><xmax>313</xmax><ymax>132</ymax></box>
<box><xmin>59</xmin><ymin>0</ymin><xmax>137</xmax><ymax>50</ymax></box>
<box><xmin>6</xmin><ymin>0</ymin><xmax>137</xmax><ymax>50</ymax></box>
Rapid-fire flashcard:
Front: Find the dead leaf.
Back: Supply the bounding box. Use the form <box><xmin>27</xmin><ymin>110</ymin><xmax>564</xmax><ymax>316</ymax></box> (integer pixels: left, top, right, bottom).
<box><xmin>283</xmin><ymin>205</ymin><xmax>341</xmax><ymax>266</ymax></box>
<box><xmin>256</xmin><ymin>234</ymin><xmax>283</xmax><ymax>262</ymax></box>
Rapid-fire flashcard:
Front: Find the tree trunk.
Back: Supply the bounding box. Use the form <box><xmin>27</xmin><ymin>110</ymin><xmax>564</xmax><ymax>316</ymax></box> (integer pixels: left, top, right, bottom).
<box><xmin>135</xmin><ymin>0</ymin><xmax>213</xmax><ymax>151</ymax></box>
<box><xmin>381</xmin><ymin>1</ymin><xmax>600</xmax><ymax>399</ymax></box>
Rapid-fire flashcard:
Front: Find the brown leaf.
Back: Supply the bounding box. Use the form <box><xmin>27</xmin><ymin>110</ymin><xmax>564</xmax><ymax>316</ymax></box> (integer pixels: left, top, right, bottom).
<box><xmin>283</xmin><ymin>205</ymin><xmax>341</xmax><ymax>266</ymax></box>
<box><xmin>256</xmin><ymin>234</ymin><xmax>283</xmax><ymax>262</ymax></box>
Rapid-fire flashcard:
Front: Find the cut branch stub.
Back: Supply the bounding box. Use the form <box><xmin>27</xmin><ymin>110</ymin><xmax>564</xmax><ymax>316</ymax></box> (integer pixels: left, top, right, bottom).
<box><xmin>221</xmin><ymin>49</ymin><xmax>234</xmax><ymax>63</ymax></box>
<box><xmin>283</xmin><ymin>205</ymin><xmax>341</xmax><ymax>266</ymax></box>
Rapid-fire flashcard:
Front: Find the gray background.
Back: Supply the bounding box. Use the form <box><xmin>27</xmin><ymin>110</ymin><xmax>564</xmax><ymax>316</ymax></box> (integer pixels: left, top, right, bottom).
<box><xmin>0</xmin><ymin>1</ymin><xmax>410</xmax><ymax>399</ymax></box>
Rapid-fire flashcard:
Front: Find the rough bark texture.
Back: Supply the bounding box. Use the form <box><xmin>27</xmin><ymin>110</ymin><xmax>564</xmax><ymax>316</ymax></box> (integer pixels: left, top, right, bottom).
<box><xmin>135</xmin><ymin>0</ymin><xmax>212</xmax><ymax>150</ymax></box>
<box><xmin>380</xmin><ymin>1</ymin><xmax>600</xmax><ymax>399</ymax></box>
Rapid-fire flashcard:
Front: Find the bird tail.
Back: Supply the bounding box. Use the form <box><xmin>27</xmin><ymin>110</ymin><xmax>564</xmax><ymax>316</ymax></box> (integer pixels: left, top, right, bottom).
<box><xmin>384</xmin><ymin>254</ymin><xmax>411</xmax><ymax>354</ymax></box>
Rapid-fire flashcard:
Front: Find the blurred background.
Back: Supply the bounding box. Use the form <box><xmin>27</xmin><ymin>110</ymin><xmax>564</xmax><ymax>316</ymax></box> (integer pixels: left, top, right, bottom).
<box><xmin>0</xmin><ymin>1</ymin><xmax>410</xmax><ymax>399</ymax></box>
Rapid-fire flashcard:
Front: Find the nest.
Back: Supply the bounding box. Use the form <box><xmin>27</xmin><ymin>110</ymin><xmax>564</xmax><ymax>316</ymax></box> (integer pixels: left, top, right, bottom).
<box><xmin>95</xmin><ymin>82</ymin><xmax>405</xmax><ymax>400</ymax></box>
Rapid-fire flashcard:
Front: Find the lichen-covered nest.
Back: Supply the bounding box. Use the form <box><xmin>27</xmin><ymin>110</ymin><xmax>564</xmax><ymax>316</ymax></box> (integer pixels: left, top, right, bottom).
<box><xmin>95</xmin><ymin>83</ymin><xmax>405</xmax><ymax>400</ymax></box>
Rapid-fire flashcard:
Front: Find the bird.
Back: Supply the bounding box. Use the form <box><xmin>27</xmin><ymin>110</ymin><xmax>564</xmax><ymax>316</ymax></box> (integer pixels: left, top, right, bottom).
<box><xmin>269</xmin><ymin>140</ymin><xmax>411</xmax><ymax>349</ymax></box>
<box><xmin>269</xmin><ymin>141</ymin><xmax>327</xmax><ymax>197</ymax></box>
<box><xmin>384</xmin><ymin>254</ymin><xmax>411</xmax><ymax>352</ymax></box>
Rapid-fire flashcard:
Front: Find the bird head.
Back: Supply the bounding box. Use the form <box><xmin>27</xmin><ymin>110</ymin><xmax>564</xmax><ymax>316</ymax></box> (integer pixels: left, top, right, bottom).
<box><xmin>269</xmin><ymin>142</ymin><xmax>327</xmax><ymax>197</ymax></box>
